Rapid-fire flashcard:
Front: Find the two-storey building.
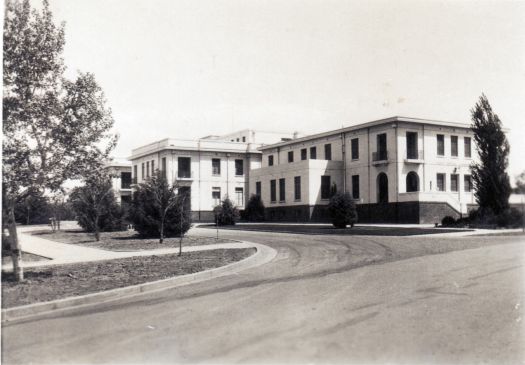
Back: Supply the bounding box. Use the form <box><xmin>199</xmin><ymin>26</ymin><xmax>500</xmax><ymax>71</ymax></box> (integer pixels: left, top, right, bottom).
<box><xmin>250</xmin><ymin>116</ymin><xmax>478</xmax><ymax>223</ymax></box>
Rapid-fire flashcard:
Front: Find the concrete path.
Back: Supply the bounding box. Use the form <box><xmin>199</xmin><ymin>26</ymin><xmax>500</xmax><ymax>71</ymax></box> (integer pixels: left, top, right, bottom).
<box><xmin>2</xmin><ymin>226</ymin><xmax>251</xmax><ymax>270</ymax></box>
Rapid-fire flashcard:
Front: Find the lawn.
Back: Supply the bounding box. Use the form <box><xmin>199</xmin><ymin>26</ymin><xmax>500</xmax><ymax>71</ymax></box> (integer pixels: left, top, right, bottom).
<box><xmin>205</xmin><ymin>224</ymin><xmax>471</xmax><ymax>236</ymax></box>
<box><xmin>2</xmin><ymin>248</ymin><xmax>255</xmax><ymax>308</ymax></box>
<box><xmin>31</xmin><ymin>229</ymin><xmax>232</xmax><ymax>251</ymax></box>
<box><xmin>1</xmin><ymin>252</ymin><xmax>50</xmax><ymax>266</ymax></box>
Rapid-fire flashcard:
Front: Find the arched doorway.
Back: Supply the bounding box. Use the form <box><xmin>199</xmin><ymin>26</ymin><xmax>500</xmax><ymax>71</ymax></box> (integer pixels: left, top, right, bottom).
<box><xmin>406</xmin><ymin>171</ymin><xmax>419</xmax><ymax>192</ymax></box>
<box><xmin>377</xmin><ymin>173</ymin><xmax>389</xmax><ymax>203</ymax></box>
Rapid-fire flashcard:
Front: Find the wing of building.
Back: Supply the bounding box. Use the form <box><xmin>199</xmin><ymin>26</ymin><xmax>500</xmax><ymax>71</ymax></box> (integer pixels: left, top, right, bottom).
<box><xmin>125</xmin><ymin>116</ymin><xmax>487</xmax><ymax>224</ymax></box>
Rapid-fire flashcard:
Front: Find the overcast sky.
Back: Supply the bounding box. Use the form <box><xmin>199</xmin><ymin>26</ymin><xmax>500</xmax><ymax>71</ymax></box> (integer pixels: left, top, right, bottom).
<box><xmin>42</xmin><ymin>0</ymin><xmax>524</xmax><ymax>180</ymax></box>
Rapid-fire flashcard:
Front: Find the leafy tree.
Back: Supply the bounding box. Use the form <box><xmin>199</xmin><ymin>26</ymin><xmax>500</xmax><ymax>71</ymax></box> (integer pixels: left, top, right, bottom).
<box><xmin>514</xmin><ymin>171</ymin><xmax>525</xmax><ymax>194</ymax></box>
<box><xmin>470</xmin><ymin>94</ymin><xmax>511</xmax><ymax>216</ymax></box>
<box><xmin>214</xmin><ymin>198</ymin><xmax>240</xmax><ymax>226</ymax></box>
<box><xmin>14</xmin><ymin>191</ymin><xmax>51</xmax><ymax>225</ymax></box>
<box><xmin>129</xmin><ymin>172</ymin><xmax>191</xmax><ymax>249</ymax></box>
<box><xmin>245</xmin><ymin>194</ymin><xmax>265</xmax><ymax>221</ymax></box>
<box><xmin>3</xmin><ymin>0</ymin><xmax>116</xmax><ymax>280</ymax></box>
<box><xmin>328</xmin><ymin>192</ymin><xmax>358</xmax><ymax>228</ymax></box>
<box><xmin>69</xmin><ymin>173</ymin><xmax>123</xmax><ymax>241</ymax></box>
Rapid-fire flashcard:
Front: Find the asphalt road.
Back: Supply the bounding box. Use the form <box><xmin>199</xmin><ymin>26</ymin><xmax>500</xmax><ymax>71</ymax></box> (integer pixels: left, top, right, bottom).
<box><xmin>2</xmin><ymin>228</ymin><xmax>524</xmax><ymax>364</ymax></box>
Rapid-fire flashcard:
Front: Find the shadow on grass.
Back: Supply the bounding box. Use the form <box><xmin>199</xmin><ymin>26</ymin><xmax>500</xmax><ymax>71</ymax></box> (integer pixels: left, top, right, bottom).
<box><xmin>2</xmin><ymin>270</ymin><xmax>53</xmax><ymax>283</ymax></box>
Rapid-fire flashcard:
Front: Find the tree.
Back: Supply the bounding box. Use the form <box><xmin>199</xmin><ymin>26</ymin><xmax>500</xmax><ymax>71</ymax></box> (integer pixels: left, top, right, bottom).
<box><xmin>69</xmin><ymin>173</ymin><xmax>123</xmax><ymax>241</ymax></box>
<box><xmin>3</xmin><ymin>0</ymin><xmax>116</xmax><ymax>280</ymax></box>
<box><xmin>128</xmin><ymin>172</ymin><xmax>191</xmax><ymax>246</ymax></box>
<box><xmin>214</xmin><ymin>198</ymin><xmax>240</xmax><ymax>226</ymax></box>
<box><xmin>328</xmin><ymin>192</ymin><xmax>358</xmax><ymax>228</ymax></box>
<box><xmin>245</xmin><ymin>194</ymin><xmax>265</xmax><ymax>221</ymax></box>
<box><xmin>470</xmin><ymin>94</ymin><xmax>511</xmax><ymax>216</ymax></box>
<box><xmin>514</xmin><ymin>171</ymin><xmax>525</xmax><ymax>194</ymax></box>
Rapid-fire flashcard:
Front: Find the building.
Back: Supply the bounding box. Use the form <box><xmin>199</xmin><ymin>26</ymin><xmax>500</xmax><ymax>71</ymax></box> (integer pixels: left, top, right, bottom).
<box><xmin>103</xmin><ymin>159</ymin><xmax>132</xmax><ymax>204</ymax></box>
<box><xmin>129</xmin><ymin>130</ymin><xmax>294</xmax><ymax>221</ymax></box>
<box><xmin>250</xmin><ymin>116</ymin><xmax>479</xmax><ymax>224</ymax></box>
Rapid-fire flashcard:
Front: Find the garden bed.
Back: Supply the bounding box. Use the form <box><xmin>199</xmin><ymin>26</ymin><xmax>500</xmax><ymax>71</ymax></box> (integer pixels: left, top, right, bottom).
<box><xmin>2</xmin><ymin>248</ymin><xmax>255</xmax><ymax>308</ymax></box>
<box><xmin>30</xmin><ymin>229</ymin><xmax>232</xmax><ymax>251</ymax></box>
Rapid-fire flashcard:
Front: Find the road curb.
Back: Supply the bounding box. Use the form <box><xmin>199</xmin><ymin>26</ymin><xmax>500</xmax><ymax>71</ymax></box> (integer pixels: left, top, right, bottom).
<box><xmin>1</xmin><ymin>241</ymin><xmax>276</xmax><ymax>324</ymax></box>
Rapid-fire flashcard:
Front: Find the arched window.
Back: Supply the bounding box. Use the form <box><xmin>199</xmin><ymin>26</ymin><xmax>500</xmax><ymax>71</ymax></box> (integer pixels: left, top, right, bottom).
<box><xmin>377</xmin><ymin>173</ymin><xmax>389</xmax><ymax>203</ymax></box>
<box><xmin>406</xmin><ymin>171</ymin><xmax>419</xmax><ymax>192</ymax></box>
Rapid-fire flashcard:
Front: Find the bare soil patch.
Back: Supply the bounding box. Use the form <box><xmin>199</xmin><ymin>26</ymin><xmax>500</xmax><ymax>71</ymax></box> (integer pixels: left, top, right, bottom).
<box><xmin>30</xmin><ymin>229</ymin><xmax>232</xmax><ymax>251</ymax></box>
<box><xmin>2</xmin><ymin>248</ymin><xmax>255</xmax><ymax>308</ymax></box>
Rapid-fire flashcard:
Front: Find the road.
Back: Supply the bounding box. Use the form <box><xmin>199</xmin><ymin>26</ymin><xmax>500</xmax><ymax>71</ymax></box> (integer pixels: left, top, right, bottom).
<box><xmin>2</xmin><ymin>228</ymin><xmax>524</xmax><ymax>364</ymax></box>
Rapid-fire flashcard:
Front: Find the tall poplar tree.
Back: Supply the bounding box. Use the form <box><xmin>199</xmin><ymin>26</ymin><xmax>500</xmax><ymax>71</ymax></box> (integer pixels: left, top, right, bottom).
<box><xmin>3</xmin><ymin>0</ymin><xmax>117</xmax><ymax>281</ymax></box>
<box><xmin>470</xmin><ymin>94</ymin><xmax>511</xmax><ymax>216</ymax></box>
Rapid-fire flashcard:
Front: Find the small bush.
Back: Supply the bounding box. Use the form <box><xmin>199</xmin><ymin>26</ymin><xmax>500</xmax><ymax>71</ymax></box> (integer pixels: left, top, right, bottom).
<box><xmin>245</xmin><ymin>194</ymin><xmax>265</xmax><ymax>221</ymax></box>
<box><xmin>214</xmin><ymin>198</ymin><xmax>240</xmax><ymax>226</ymax></box>
<box><xmin>328</xmin><ymin>192</ymin><xmax>358</xmax><ymax>228</ymax></box>
<box><xmin>441</xmin><ymin>216</ymin><xmax>456</xmax><ymax>227</ymax></box>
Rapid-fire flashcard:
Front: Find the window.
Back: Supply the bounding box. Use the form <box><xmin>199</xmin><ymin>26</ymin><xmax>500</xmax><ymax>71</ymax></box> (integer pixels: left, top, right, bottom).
<box><xmin>235</xmin><ymin>159</ymin><xmax>243</xmax><ymax>175</ymax></box>
<box><xmin>256</xmin><ymin>181</ymin><xmax>261</xmax><ymax>197</ymax></box>
<box><xmin>235</xmin><ymin>187</ymin><xmax>244</xmax><ymax>206</ymax></box>
<box><xmin>288</xmin><ymin>151</ymin><xmax>294</xmax><ymax>163</ymax></box>
<box><xmin>212</xmin><ymin>158</ymin><xmax>221</xmax><ymax>176</ymax></box>
<box><xmin>437</xmin><ymin>134</ymin><xmax>445</xmax><ymax>156</ymax></box>
<box><xmin>464</xmin><ymin>137</ymin><xmax>472</xmax><ymax>158</ymax></box>
<box><xmin>301</xmin><ymin>148</ymin><xmax>307</xmax><ymax>160</ymax></box>
<box><xmin>133</xmin><ymin>165</ymin><xmax>137</xmax><ymax>183</ymax></box>
<box><xmin>141</xmin><ymin>163</ymin><xmax>145</xmax><ymax>180</ymax></box>
<box><xmin>161</xmin><ymin>157</ymin><xmax>166</xmax><ymax>179</ymax></box>
<box><xmin>321</xmin><ymin>176</ymin><xmax>331</xmax><ymax>200</ymax></box>
<box><xmin>376</xmin><ymin>133</ymin><xmax>387</xmax><ymax>160</ymax></box>
<box><xmin>151</xmin><ymin>160</ymin><xmax>155</xmax><ymax>174</ymax></box>
<box><xmin>451</xmin><ymin>174</ymin><xmax>459</xmax><ymax>191</ymax></box>
<box><xmin>242</xmin><ymin>136</ymin><xmax>246</xmax><ymax>142</ymax></box>
<box><xmin>310</xmin><ymin>146</ymin><xmax>317</xmax><ymax>159</ymax></box>
<box><xmin>236</xmin><ymin>138</ymin><xmax>239</xmax><ymax>142</ymax></box>
<box><xmin>279</xmin><ymin>178</ymin><xmax>285</xmax><ymax>201</ymax></box>
<box><xmin>451</xmin><ymin>136</ymin><xmax>458</xmax><ymax>157</ymax></box>
<box><xmin>146</xmin><ymin>161</ymin><xmax>150</xmax><ymax>177</ymax></box>
<box><xmin>464</xmin><ymin>174</ymin><xmax>472</xmax><ymax>192</ymax></box>
<box><xmin>178</xmin><ymin>157</ymin><xmax>191</xmax><ymax>178</ymax></box>
<box><xmin>121</xmin><ymin>172</ymin><xmax>132</xmax><ymax>189</ymax></box>
<box><xmin>270</xmin><ymin>180</ymin><xmax>276</xmax><ymax>202</ymax></box>
<box><xmin>352</xmin><ymin>175</ymin><xmax>360</xmax><ymax>199</ymax></box>
<box><xmin>406</xmin><ymin>171</ymin><xmax>419</xmax><ymax>192</ymax></box>
<box><xmin>437</xmin><ymin>173</ymin><xmax>445</xmax><ymax>191</ymax></box>
<box><xmin>294</xmin><ymin>176</ymin><xmax>301</xmax><ymax>201</ymax></box>
<box><xmin>324</xmin><ymin>144</ymin><xmax>332</xmax><ymax>160</ymax></box>
<box><xmin>406</xmin><ymin>132</ymin><xmax>418</xmax><ymax>159</ymax></box>
<box><xmin>351</xmin><ymin>138</ymin><xmax>359</xmax><ymax>160</ymax></box>
<box><xmin>268</xmin><ymin>155</ymin><xmax>274</xmax><ymax>166</ymax></box>
<box><xmin>212</xmin><ymin>187</ymin><xmax>221</xmax><ymax>206</ymax></box>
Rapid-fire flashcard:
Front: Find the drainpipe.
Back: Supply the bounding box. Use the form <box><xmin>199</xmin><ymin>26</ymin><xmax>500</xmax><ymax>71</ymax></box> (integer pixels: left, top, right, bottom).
<box><xmin>367</xmin><ymin>127</ymin><xmax>371</xmax><ymax>206</ymax></box>
<box><xmin>341</xmin><ymin>131</ymin><xmax>347</xmax><ymax>193</ymax></box>
<box><xmin>198</xmin><ymin>141</ymin><xmax>201</xmax><ymax>221</ymax></box>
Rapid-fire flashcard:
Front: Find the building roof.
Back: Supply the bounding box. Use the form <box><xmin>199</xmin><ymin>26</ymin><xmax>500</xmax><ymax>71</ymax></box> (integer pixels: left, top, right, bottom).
<box><xmin>258</xmin><ymin>116</ymin><xmax>473</xmax><ymax>150</ymax></box>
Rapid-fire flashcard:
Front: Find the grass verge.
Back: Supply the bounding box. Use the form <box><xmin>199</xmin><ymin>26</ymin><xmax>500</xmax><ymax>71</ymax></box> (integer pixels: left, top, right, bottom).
<box><xmin>2</xmin><ymin>248</ymin><xmax>255</xmax><ymax>308</ymax></box>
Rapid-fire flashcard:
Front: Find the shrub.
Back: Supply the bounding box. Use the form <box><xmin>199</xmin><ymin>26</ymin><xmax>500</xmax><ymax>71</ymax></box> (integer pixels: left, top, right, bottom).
<box><xmin>441</xmin><ymin>216</ymin><xmax>456</xmax><ymax>227</ymax></box>
<box><xmin>328</xmin><ymin>192</ymin><xmax>358</xmax><ymax>228</ymax></box>
<box><xmin>214</xmin><ymin>198</ymin><xmax>240</xmax><ymax>226</ymax></box>
<box><xmin>128</xmin><ymin>174</ymin><xmax>191</xmax><ymax>240</ymax></box>
<box><xmin>245</xmin><ymin>194</ymin><xmax>265</xmax><ymax>221</ymax></box>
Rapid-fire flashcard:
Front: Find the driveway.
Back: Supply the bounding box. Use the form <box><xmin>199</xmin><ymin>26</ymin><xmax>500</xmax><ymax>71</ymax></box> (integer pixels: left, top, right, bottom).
<box><xmin>2</xmin><ymin>227</ymin><xmax>524</xmax><ymax>364</ymax></box>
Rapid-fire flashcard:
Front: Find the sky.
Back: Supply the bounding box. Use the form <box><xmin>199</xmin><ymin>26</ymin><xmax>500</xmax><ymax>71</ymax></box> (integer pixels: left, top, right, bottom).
<box><xmin>38</xmin><ymin>0</ymin><xmax>525</xmax><ymax>181</ymax></box>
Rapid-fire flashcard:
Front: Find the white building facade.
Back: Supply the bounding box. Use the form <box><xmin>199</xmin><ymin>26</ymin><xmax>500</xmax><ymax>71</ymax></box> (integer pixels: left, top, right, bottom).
<box><xmin>250</xmin><ymin>117</ymin><xmax>478</xmax><ymax>223</ymax></box>
<box><xmin>103</xmin><ymin>159</ymin><xmax>132</xmax><ymax>204</ymax></box>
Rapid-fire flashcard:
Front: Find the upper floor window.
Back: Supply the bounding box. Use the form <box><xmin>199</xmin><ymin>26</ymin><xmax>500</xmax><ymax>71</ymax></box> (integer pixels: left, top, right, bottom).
<box><xmin>288</xmin><ymin>151</ymin><xmax>294</xmax><ymax>163</ymax></box>
<box><xmin>351</xmin><ymin>138</ymin><xmax>359</xmax><ymax>160</ymax></box>
<box><xmin>451</xmin><ymin>136</ymin><xmax>458</xmax><ymax>157</ymax></box>
<box><xmin>268</xmin><ymin>155</ymin><xmax>274</xmax><ymax>166</ymax></box>
<box><xmin>161</xmin><ymin>157</ymin><xmax>167</xmax><ymax>179</ymax></box>
<box><xmin>178</xmin><ymin>157</ymin><xmax>191</xmax><ymax>178</ymax></box>
<box><xmin>235</xmin><ymin>159</ymin><xmax>244</xmax><ymax>175</ymax></box>
<box><xmin>464</xmin><ymin>137</ymin><xmax>472</xmax><ymax>158</ymax></box>
<box><xmin>321</xmin><ymin>175</ymin><xmax>331</xmax><ymax>200</ymax></box>
<box><xmin>141</xmin><ymin>163</ymin><xmax>145</xmax><ymax>180</ymax></box>
<box><xmin>133</xmin><ymin>165</ymin><xmax>138</xmax><ymax>183</ymax></box>
<box><xmin>437</xmin><ymin>134</ymin><xmax>445</xmax><ymax>156</ymax></box>
<box><xmin>310</xmin><ymin>146</ymin><xmax>317</xmax><ymax>159</ymax></box>
<box><xmin>324</xmin><ymin>144</ymin><xmax>332</xmax><ymax>160</ymax></box>
<box><xmin>151</xmin><ymin>160</ymin><xmax>155</xmax><ymax>174</ymax></box>
<box><xmin>352</xmin><ymin>175</ymin><xmax>360</xmax><ymax>199</ymax></box>
<box><xmin>242</xmin><ymin>136</ymin><xmax>246</xmax><ymax>142</ymax></box>
<box><xmin>406</xmin><ymin>132</ymin><xmax>418</xmax><ymax>159</ymax></box>
<box><xmin>301</xmin><ymin>148</ymin><xmax>307</xmax><ymax>160</ymax></box>
<box><xmin>146</xmin><ymin>161</ymin><xmax>150</xmax><ymax>177</ymax></box>
<box><xmin>437</xmin><ymin>173</ymin><xmax>445</xmax><ymax>191</ymax></box>
<box><xmin>212</xmin><ymin>158</ymin><xmax>221</xmax><ymax>176</ymax></box>
<box><xmin>376</xmin><ymin>133</ymin><xmax>387</xmax><ymax>160</ymax></box>
<box><xmin>121</xmin><ymin>172</ymin><xmax>132</xmax><ymax>189</ymax></box>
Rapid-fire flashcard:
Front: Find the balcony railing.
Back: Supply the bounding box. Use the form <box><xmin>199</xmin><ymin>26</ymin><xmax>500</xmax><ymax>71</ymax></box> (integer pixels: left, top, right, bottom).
<box><xmin>406</xmin><ymin>149</ymin><xmax>424</xmax><ymax>161</ymax></box>
<box><xmin>121</xmin><ymin>181</ymin><xmax>132</xmax><ymax>189</ymax></box>
<box><xmin>372</xmin><ymin>151</ymin><xmax>388</xmax><ymax>162</ymax></box>
<box><xmin>176</xmin><ymin>170</ymin><xmax>194</xmax><ymax>180</ymax></box>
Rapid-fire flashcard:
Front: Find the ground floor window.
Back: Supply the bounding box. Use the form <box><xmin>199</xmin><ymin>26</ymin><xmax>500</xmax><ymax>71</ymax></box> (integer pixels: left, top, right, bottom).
<box><xmin>451</xmin><ymin>174</ymin><xmax>459</xmax><ymax>192</ymax></box>
<box><xmin>464</xmin><ymin>174</ymin><xmax>472</xmax><ymax>192</ymax></box>
<box><xmin>294</xmin><ymin>176</ymin><xmax>301</xmax><ymax>201</ymax></box>
<box><xmin>406</xmin><ymin>171</ymin><xmax>419</xmax><ymax>192</ymax></box>
<box><xmin>235</xmin><ymin>187</ymin><xmax>244</xmax><ymax>206</ymax></box>
<box><xmin>352</xmin><ymin>175</ymin><xmax>359</xmax><ymax>199</ymax></box>
<box><xmin>212</xmin><ymin>187</ymin><xmax>221</xmax><ymax>206</ymax></box>
<box><xmin>321</xmin><ymin>175</ymin><xmax>331</xmax><ymax>200</ymax></box>
<box><xmin>256</xmin><ymin>181</ymin><xmax>261</xmax><ymax>197</ymax></box>
<box><xmin>279</xmin><ymin>178</ymin><xmax>286</xmax><ymax>202</ymax></box>
<box><xmin>270</xmin><ymin>180</ymin><xmax>276</xmax><ymax>202</ymax></box>
<box><xmin>436</xmin><ymin>173</ymin><xmax>445</xmax><ymax>191</ymax></box>
<box><xmin>377</xmin><ymin>172</ymin><xmax>389</xmax><ymax>203</ymax></box>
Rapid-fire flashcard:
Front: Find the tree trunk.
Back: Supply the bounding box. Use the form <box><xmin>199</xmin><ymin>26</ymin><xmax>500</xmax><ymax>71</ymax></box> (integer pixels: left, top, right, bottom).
<box><xmin>8</xmin><ymin>204</ymin><xmax>23</xmax><ymax>282</ymax></box>
<box><xmin>159</xmin><ymin>218</ymin><xmax>164</xmax><ymax>244</ymax></box>
<box><xmin>94</xmin><ymin>214</ymin><xmax>100</xmax><ymax>241</ymax></box>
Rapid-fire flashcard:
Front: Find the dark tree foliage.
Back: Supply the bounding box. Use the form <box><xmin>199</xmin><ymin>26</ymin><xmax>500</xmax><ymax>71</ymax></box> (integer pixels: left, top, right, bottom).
<box><xmin>514</xmin><ymin>171</ymin><xmax>525</xmax><ymax>194</ymax></box>
<box><xmin>69</xmin><ymin>174</ymin><xmax>124</xmax><ymax>240</ymax></box>
<box><xmin>245</xmin><ymin>194</ymin><xmax>265</xmax><ymax>221</ymax></box>
<box><xmin>470</xmin><ymin>94</ymin><xmax>511</xmax><ymax>216</ymax></box>
<box><xmin>214</xmin><ymin>198</ymin><xmax>240</xmax><ymax>226</ymax></box>
<box><xmin>328</xmin><ymin>192</ymin><xmax>358</xmax><ymax>228</ymax></box>
<box><xmin>14</xmin><ymin>192</ymin><xmax>52</xmax><ymax>225</ymax></box>
<box><xmin>129</xmin><ymin>173</ymin><xmax>191</xmax><ymax>240</ymax></box>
